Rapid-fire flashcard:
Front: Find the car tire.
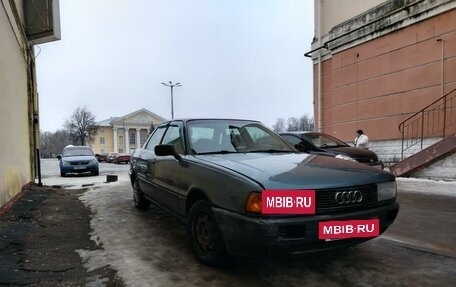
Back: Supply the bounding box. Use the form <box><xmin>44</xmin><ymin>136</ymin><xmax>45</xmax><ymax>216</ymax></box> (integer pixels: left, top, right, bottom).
<box><xmin>60</xmin><ymin>171</ymin><xmax>66</xmax><ymax>177</ymax></box>
<box><xmin>133</xmin><ymin>178</ymin><xmax>150</xmax><ymax>210</ymax></box>
<box><xmin>93</xmin><ymin>170</ymin><xmax>99</xmax><ymax>176</ymax></box>
<box><xmin>187</xmin><ymin>200</ymin><xmax>228</xmax><ymax>266</ymax></box>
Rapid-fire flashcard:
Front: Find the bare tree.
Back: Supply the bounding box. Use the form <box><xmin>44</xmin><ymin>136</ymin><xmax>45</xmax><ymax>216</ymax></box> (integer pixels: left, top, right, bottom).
<box><xmin>287</xmin><ymin>117</ymin><xmax>300</xmax><ymax>131</ymax></box>
<box><xmin>272</xmin><ymin>117</ymin><xmax>286</xmax><ymax>133</ymax></box>
<box><xmin>273</xmin><ymin>114</ymin><xmax>315</xmax><ymax>132</ymax></box>
<box><xmin>63</xmin><ymin>106</ymin><xmax>96</xmax><ymax>146</ymax></box>
<box><xmin>40</xmin><ymin>129</ymin><xmax>72</xmax><ymax>157</ymax></box>
<box><xmin>298</xmin><ymin>114</ymin><xmax>314</xmax><ymax>131</ymax></box>
<box><xmin>149</xmin><ymin>121</ymin><xmax>155</xmax><ymax>136</ymax></box>
<box><xmin>40</xmin><ymin>131</ymin><xmax>52</xmax><ymax>158</ymax></box>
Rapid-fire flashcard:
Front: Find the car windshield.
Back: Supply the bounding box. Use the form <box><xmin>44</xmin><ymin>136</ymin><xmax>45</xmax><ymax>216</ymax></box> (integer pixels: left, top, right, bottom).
<box><xmin>187</xmin><ymin>120</ymin><xmax>295</xmax><ymax>154</ymax></box>
<box><xmin>304</xmin><ymin>133</ymin><xmax>349</xmax><ymax>148</ymax></box>
<box><xmin>62</xmin><ymin>148</ymin><xmax>94</xmax><ymax>157</ymax></box>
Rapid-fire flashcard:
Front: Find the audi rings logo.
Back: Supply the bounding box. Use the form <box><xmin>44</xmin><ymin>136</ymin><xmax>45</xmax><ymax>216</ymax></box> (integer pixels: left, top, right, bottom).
<box><xmin>334</xmin><ymin>191</ymin><xmax>363</xmax><ymax>205</ymax></box>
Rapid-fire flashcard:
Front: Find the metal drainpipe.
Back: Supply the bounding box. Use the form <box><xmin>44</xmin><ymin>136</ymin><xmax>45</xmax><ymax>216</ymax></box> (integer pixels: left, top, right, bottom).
<box><xmin>437</xmin><ymin>39</ymin><xmax>444</xmax><ymax>97</ymax></box>
<box><xmin>317</xmin><ymin>0</ymin><xmax>322</xmax><ymax>132</ymax></box>
<box><xmin>438</xmin><ymin>39</ymin><xmax>446</xmax><ymax>137</ymax></box>
<box><xmin>29</xmin><ymin>47</ymin><xmax>42</xmax><ymax>185</ymax></box>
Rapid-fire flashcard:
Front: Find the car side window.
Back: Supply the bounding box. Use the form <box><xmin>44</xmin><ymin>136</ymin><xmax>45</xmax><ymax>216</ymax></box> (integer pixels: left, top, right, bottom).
<box><xmin>282</xmin><ymin>135</ymin><xmax>301</xmax><ymax>146</ymax></box>
<box><xmin>145</xmin><ymin>125</ymin><xmax>167</xmax><ymax>151</ymax></box>
<box><xmin>162</xmin><ymin>123</ymin><xmax>185</xmax><ymax>154</ymax></box>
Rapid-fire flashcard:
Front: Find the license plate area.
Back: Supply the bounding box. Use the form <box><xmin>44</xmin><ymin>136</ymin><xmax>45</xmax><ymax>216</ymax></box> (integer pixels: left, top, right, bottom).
<box><xmin>319</xmin><ymin>219</ymin><xmax>379</xmax><ymax>240</ymax></box>
<box><xmin>73</xmin><ymin>166</ymin><xmax>86</xmax><ymax>170</ymax></box>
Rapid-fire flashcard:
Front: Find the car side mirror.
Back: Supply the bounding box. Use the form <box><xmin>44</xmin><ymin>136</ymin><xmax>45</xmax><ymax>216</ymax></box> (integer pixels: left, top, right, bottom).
<box><xmin>57</xmin><ymin>155</ymin><xmax>62</xmax><ymax>160</ymax></box>
<box><xmin>295</xmin><ymin>143</ymin><xmax>308</xmax><ymax>152</ymax></box>
<box><xmin>155</xmin><ymin>144</ymin><xmax>182</xmax><ymax>160</ymax></box>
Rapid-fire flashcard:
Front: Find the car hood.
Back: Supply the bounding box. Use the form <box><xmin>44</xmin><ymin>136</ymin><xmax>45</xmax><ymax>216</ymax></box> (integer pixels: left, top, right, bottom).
<box><xmin>323</xmin><ymin>146</ymin><xmax>378</xmax><ymax>160</ymax></box>
<box><xmin>61</xmin><ymin>155</ymin><xmax>96</xmax><ymax>162</ymax></box>
<box><xmin>195</xmin><ymin>153</ymin><xmax>393</xmax><ymax>190</ymax></box>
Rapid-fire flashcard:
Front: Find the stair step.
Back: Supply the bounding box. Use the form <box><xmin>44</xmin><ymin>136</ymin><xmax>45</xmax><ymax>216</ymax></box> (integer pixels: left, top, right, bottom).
<box><xmin>390</xmin><ymin>134</ymin><xmax>456</xmax><ymax>177</ymax></box>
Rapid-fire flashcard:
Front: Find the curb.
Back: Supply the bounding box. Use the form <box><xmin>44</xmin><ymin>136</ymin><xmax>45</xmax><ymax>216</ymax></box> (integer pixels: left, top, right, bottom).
<box><xmin>0</xmin><ymin>181</ymin><xmax>32</xmax><ymax>218</ymax></box>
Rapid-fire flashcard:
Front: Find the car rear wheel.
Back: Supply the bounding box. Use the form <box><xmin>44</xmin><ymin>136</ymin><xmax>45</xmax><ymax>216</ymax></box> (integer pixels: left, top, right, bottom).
<box><xmin>187</xmin><ymin>200</ymin><xmax>228</xmax><ymax>266</ymax></box>
<box><xmin>133</xmin><ymin>178</ymin><xmax>150</xmax><ymax>210</ymax></box>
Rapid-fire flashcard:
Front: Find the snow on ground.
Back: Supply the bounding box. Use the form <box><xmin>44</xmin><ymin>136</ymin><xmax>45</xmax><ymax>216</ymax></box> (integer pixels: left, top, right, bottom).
<box><xmin>397</xmin><ymin>177</ymin><xmax>456</xmax><ymax>197</ymax></box>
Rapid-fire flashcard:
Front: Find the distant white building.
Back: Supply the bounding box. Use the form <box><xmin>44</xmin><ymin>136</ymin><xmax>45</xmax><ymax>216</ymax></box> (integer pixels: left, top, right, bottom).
<box><xmin>91</xmin><ymin>108</ymin><xmax>167</xmax><ymax>154</ymax></box>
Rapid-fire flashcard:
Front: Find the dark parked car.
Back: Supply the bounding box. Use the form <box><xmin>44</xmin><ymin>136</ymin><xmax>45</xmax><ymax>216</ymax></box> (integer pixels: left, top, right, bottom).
<box><xmin>106</xmin><ymin>152</ymin><xmax>118</xmax><ymax>163</ymax></box>
<box><xmin>130</xmin><ymin>119</ymin><xmax>399</xmax><ymax>266</ymax></box>
<box><xmin>114</xmin><ymin>153</ymin><xmax>131</xmax><ymax>164</ymax></box>
<box><xmin>95</xmin><ymin>153</ymin><xmax>108</xmax><ymax>162</ymax></box>
<box><xmin>58</xmin><ymin>145</ymin><xmax>99</xmax><ymax>177</ymax></box>
<box><xmin>280</xmin><ymin>131</ymin><xmax>384</xmax><ymax>169</ymax></box>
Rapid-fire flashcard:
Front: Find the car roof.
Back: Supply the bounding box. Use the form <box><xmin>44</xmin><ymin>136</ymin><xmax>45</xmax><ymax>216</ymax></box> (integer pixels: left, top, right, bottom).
<box><xmin>280</xmin><ymin>131</ymin><xmax>314</xmax><ymax>135</ymax></box>
<box><xmin>161</xmin><ymin>118</ymin><xmax>262</xmax><ymax>124</ymax></box>
<box><xmin>63</xmin><ymin>145</ymin><xmax>91</xmax><ymax>150</ymax></box>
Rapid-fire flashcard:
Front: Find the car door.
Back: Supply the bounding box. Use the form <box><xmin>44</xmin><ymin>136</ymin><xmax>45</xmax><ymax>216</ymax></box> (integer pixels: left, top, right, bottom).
<box><xmin>135</xmin><ymin>124</ymin><xmax>167</xmax><ymax>200</ymax></box>
<box><xmin>150</xmin><ymin>122</ymin><xmax>185</xmax><ymax>213</ymax></box>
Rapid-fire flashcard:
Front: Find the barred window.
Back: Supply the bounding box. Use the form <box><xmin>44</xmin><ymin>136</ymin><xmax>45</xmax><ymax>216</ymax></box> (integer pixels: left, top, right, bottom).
<box><xmin>140</xmin><ymin>130</ymin><xmax>148</xmax><ymax>146</ymax></box>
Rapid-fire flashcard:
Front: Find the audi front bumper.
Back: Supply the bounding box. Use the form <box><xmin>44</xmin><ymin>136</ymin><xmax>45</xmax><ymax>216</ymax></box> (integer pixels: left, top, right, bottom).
<box><xmin>213</xmin><ymin>201</ymin><xmax>399</xmax><ymax>257</ymax></box>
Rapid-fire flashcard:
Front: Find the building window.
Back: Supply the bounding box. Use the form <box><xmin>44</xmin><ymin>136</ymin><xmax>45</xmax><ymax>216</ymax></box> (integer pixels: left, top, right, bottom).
<box><xmin>140</xmin><ymin>130</ymin><xmax>148</xmax><ymax>146</ymax></box>
<box><xmin>119</xmin><ymin>135</ymin><xmax>124</xmax><ymax>146</ymax></box>
<box><xmin>100</xmin><ymin>137</ymin><xmax>105</xmax><ymax>144</ymax></box>
<box><xmin>130</xmin><ymin>132</ymin><xmax>136</xmax><ymax>145</ymax></box>
<box><xmin>118</xmin><ymin>148</ymin><xmax>123</xmax><ymax>153</ymax></box>
<box><xmin>101</xmin><ymin>149</ymin><xmax>105</xmax><ymax>153</ymax></box>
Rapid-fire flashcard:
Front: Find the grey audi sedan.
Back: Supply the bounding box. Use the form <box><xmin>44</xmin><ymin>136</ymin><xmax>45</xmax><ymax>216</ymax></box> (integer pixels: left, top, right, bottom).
<box><xmin>129</xmin><ymin>119</ymin><xmax>399</xmax><ymax>266</ymax></box>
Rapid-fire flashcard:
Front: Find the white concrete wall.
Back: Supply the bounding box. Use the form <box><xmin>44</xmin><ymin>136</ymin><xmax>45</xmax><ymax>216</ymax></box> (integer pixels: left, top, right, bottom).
<box><xmin>317</xmin><ymin>0</ymin><xmax>384</xmax><ymax>35</ymax></box>
<box><xmin>413</xmin><ymin>153</ymin><xmax>456</xmax><ymax>181</ymax></box>
<box><xmin>368</xmin><ymin>138</ymin><xmax>442</xmax><ymax>166</ymax></box>
<box><xmin>368</xmin><ymin>138</ymin><xmax>454</xmax><ymax>181</ymax></box>
<box><xmin>0</xmin><ymin>1</ymin><xmax>32</xmax><ymax>207</ymax></box>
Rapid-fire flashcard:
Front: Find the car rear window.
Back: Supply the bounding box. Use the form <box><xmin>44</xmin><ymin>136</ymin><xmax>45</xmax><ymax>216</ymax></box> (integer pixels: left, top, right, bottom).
<box><xmin>63</xmin><ymin>148</ymin><xmax>94</xmax><ymax>157</ymax></box>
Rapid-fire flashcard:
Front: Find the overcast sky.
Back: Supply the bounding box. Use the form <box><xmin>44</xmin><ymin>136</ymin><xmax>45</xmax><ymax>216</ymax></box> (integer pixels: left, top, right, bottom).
<box><xmin>35</xmin><ymin>0</ymin><xmax>315</xmax><ymax>132</ymax></box>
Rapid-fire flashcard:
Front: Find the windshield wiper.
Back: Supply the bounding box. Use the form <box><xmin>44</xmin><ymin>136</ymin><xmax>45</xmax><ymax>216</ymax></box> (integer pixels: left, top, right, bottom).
<box><xmin>248</xmin><ymin>149</ymin><xmax>295</xmax><ymax>153</ymax></box>
<box><xmin>196</xmin><ymin>150</ymin><xmax>239</xmax><ymax>155</ymax></box>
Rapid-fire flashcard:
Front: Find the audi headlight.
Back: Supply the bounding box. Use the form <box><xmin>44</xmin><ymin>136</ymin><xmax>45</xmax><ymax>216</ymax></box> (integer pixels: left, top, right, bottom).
<box><xmin>62</xmin><ymin>161</ymin><xmax>71</xmax><ymax>166</ymax></box>
<box><xmin>335</xmin><ymin>154</ymin><xmax>356</xmax><ymax>162</ymax></box>
<box><xmin>377</xmin><ymin>181</ymin><xmax>396</xmax><ymax>201</ymax></box>
<box><xmin>89</xmin><ymin>159</ymin><xmax>98</xmax><ymax>165</ymax></box>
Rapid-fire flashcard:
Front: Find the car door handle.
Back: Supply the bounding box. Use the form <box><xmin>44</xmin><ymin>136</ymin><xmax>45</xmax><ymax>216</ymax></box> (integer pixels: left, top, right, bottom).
<box><xmin>139</xmin><ymin>164</ymin><xmax>148</xmax><ymax>173</ymax></box>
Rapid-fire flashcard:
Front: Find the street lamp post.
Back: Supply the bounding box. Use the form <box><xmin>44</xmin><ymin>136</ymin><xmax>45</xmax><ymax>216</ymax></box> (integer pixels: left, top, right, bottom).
<box><xmin>161</xmin><ymin>81</ymin><xmax>182</xmax><ymax>119</ymax></box>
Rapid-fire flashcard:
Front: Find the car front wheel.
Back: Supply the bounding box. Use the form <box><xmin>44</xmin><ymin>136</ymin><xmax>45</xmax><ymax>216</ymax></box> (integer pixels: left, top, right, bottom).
<box><xmin>187</xmin><ymin>200</ymin><xmax>228</xmax><ymax>266</ymax></box>
<box><xmin>133</xmin><ymin>178</ymin><xmax>150</xmax><ymax>210</ymax></box>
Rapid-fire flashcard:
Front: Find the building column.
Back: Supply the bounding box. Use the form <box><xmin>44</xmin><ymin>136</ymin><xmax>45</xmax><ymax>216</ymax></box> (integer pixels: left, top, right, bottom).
<box><xmin>125</xmin><ymin>128</ymin><xmax>130</xmax><ymax>154</ymax></box>
<box><xmin>113</xmin><ymin>128</ymin><xmax>118</xmax><ymax>153</ymax></box>
<box><xmin>136</xmin><ymin>128</ymin><xmax>141</xmax><ymax>149</ymax></box>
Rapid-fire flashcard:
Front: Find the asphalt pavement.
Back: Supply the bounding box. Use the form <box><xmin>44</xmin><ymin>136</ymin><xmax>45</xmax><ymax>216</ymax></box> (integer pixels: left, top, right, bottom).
<box><xmin>0</xmin><ymin>159</ymin><xmax>455</xmax><ymax>286</ymax></box>
<box><xmin>39</xmin><ymin>165</ymin><xmax>456</xmax><ymax>260</ymax></box>
<box><xmin>385</xmin><ymin>180</ymin><xmax>456</xmax><ymax>258</ymax></box>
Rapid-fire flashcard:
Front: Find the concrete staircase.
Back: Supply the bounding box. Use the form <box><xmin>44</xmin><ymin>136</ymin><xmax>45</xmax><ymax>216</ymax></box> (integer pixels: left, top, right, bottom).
<box><xmin>390</xmin><ymin>134</ymin><xmax>456</xmax><ymax>177</ymax></box>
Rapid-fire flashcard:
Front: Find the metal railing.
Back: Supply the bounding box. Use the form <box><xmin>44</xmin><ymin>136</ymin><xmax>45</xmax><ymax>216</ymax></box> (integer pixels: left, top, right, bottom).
<box><xmin>399</xmin><ymin>88</ymin><xmax>456</xmax><ymax>160</ymax></box>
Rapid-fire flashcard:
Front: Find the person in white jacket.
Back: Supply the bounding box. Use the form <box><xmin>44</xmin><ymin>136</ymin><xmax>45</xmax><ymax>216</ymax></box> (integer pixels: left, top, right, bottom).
<box><xmin>354</xmin><ymin>129</ymin><xmax>369</xmax><ymax>148</ymax></box>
